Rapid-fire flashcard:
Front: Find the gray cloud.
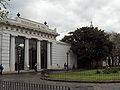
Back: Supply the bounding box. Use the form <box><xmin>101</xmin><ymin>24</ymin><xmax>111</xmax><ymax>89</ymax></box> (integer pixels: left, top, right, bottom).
<box><xmin>8</xmin><ymin>0</ymin><xmax>120</xmax><ymax>40</ymax></box>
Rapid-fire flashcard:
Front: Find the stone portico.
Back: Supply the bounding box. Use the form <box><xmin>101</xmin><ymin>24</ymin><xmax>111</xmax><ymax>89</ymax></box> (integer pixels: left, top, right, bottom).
<box><xmin>0</xmin><ymin>17</ymin><xmax>77</xmax><ymax>71</ymax></box>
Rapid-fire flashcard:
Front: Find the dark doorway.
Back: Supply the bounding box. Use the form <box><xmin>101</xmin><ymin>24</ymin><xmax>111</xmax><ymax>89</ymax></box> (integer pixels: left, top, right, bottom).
<box><xmin>15</xmin><ymin>36</ymin><xmax>25</xmax><ymax>71</ymax></box>
<box><xmin>29</xmin><ymin>39</ymin><xmax>37</xmax><ymax>69</ymax></box>
<box><xmin>41</xmin><ymin>40</ymin><xmax>47</xmax><ymax>69</ymax></box>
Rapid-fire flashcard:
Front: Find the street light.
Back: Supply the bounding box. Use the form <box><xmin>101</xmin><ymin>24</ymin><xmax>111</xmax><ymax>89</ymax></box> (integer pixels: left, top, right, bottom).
<box><xmin>66</xmin><ymin>50</ymin><xmax>71</xmax><ymax>69</ymax></box>
<box><xmin>17</xmin><ymin>44</ymin><xmax>24</xmax><ymax>74</ymax></box>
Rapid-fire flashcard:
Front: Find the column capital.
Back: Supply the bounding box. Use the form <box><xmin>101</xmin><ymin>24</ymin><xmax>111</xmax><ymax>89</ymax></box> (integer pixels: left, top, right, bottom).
<box><xmin>37</xmin><ymin>39</ymin><xmax>41</xmax><ymax>41</ymax></box>
<box><xmin>25</xmin><ymin>36</ymin><xmax>31</xmax><ymax>39</ymax></box>
<box><xmin>47</xmin><ymin>41</ymin><xmax>52</xmax><ymax>43</ymax></box>
<box><xmin>37</xmin><ymin>38</ymin><xmax>42</xmax><ymax>41</ymax></box>
<box><xmin>11</xmin><ymin>34</ymin><xmax>17</xmax><ymax>37</ymax></box>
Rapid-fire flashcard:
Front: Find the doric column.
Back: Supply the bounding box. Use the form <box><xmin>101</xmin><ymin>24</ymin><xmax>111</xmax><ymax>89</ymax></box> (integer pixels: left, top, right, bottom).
<box><xmin>24</xmin><ymin>38</ymin><xmax>29</xmax><ymax>70</ymax></box>
<box><xmin>37</xmin><ymin>40</ymin><xmax>41</xmax><ymax>70</ymax></box>
<box><xmin>47</xmin><ymin>42</ymin><xmax>51</xmax><ymax>69</ymax></box>
<box><xmin>10</xmin><ymin>35</ymin><xmax>15</xmax><ymax>71</ymax></box>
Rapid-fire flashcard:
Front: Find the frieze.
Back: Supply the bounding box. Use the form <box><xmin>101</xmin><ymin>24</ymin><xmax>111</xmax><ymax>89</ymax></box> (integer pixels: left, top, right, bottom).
<box><xmin>16</xmin><ymin>17</ymin><xmax>48</xmax><ymax>31</ymax></box>
<box><xmin>0</xmin><ymin>17</ymin><xmax>59</xmax><ymax>40</ymax></box>
<box><xmin>5</xmin><ymin>17</ymin><xmax>59</xmax><ymax>36</ymax></box>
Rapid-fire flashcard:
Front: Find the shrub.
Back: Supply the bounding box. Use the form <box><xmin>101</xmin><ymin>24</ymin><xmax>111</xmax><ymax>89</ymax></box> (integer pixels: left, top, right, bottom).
<box><xmin>111</xmin><ymin>68</ymin><xmax>119</xmax><ymax>73</ymax></box>
<box><xmin>102</xmin><ymin>67</ymin><xmax>119</xmax><ymax>74</ymax></box>
<box><xmin>103</xmin><ymin>68</ymin><xmax>111</xmax><ymax>74</ymax></box>
<box><xmin>96</xmin><ymin>70</ymin><xmax>101</xmax><ymax>74</ymax></box>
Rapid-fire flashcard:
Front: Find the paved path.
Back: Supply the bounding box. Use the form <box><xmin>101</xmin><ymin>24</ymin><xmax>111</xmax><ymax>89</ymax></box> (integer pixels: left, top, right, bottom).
<box><xmin>1</xmin><ymin>73</ymin><xmax>120</xmax><ymax>90</ymax></box>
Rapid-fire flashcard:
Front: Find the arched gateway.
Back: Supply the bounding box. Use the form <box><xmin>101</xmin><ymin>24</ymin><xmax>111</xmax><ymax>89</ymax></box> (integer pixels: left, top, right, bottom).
<box><xmin>0</xmin><ymin>16</ymin><xmax>77</xmax><ymax>72</ymax></box>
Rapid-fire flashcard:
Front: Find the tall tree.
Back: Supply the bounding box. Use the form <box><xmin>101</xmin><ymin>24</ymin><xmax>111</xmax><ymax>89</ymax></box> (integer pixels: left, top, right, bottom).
<box><xmin>61</xmin><ymin>26</ymin><xmax>113</xmax><ymax>68</ymax></box>
<box><xmin>0</xmin><ymin>0</ymin><xmax>10</xmax><ymax>20</ymax></box>
<box><xmin>109</xmin><ymin>32</ymin><xmax>120</xmax><ymax>66</ymax></box>
<box><xmin>0</xmin><ymin>0</ymin><xmax>10</xmax><ymax>9</ymax></box>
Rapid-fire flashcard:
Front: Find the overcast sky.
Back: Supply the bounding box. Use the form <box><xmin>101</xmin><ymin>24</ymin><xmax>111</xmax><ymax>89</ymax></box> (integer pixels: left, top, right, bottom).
<box><xmin>8</xmin><ymin>0</ymin><xmax>120</xmax><ymax>40</ymax></box>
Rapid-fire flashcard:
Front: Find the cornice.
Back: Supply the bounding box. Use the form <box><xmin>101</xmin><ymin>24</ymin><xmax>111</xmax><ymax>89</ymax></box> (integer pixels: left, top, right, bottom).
<box><xmin>0</xmin><ymin>18</ymin><xmax>59</xmax><ymax>36</ymax></box>
<box><xmin>0</xmin><ymin>22</ymin><xmax>57</xmax><ymax>40</ymax></box>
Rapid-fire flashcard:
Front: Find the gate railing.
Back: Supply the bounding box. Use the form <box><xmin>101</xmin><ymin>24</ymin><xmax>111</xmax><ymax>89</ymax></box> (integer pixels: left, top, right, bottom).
<box><xmin>0</xmin><ymin>81</ymin><xmax>70</xmax><ymax>90</ymax></box>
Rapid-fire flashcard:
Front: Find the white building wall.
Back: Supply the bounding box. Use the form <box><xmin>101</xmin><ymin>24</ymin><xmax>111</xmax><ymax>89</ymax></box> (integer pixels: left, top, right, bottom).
<box><xmin>52</xmin><ymin>41</ymin><xmax>77</xmax><ymax>69</ymax></box>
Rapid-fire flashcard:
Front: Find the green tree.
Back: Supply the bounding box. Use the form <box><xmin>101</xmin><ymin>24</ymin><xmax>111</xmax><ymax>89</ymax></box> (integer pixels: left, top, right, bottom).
<box><xmin>0</xmin><ymin>0</ymin><xmax>10</xmax><ymax>9</ymax></box>
<box><xmin>0</xmin><ymin>0</ymin><xmax>10</xmax><ymax>20</ymax></box>
<box><xmin>61</xmin><ymin>26</ymin><xmax>113</xmax><ymax>68</ymax></box>
<box><xmin>109</xmin><ymin>32</ymin><xmax>120</xmax><ymax>66</ymax></box>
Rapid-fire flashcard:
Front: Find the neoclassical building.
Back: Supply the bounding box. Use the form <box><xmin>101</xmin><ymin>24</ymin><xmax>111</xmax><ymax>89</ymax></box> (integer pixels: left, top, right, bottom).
<box><xmin>0</xmin><ymin>16</ymin><xmax>77</xmax><ymax>72</ymax></box>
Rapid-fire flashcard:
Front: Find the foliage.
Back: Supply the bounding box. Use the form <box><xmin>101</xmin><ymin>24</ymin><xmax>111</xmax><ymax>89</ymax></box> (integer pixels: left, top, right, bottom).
<box><xmin>0</xmin><ymin>0</ymin><xmax>10</xmax><ymax>20</ymax></box>
<box><xmin>0</xmin><ymin>0</ymin><xmax>10</xmax><ymax>9</ymax></box>
<box><xmin>96</xmin><ymin>70</ymin><xmax>101</xmax><ymax>74</ymax></box>
<box><xmin>108</xmin><ymin>32</ymin><xmax>120</xmax><ymax>66</ymax></box>
<box><xmin>61</xmin><ymin>26</ymin><xmax>114</xmax><ymax>67</ymax></box>
<box><xmin>102</xmin><ymin>67</ymin><xmax>119</xmax><ymax>74</ymax></box>
<box><xmin>0</xmin><ymin>10</ymin><xmax>8</xmax><ymax>20</ymax></box>
<box><xmin>102</xmin><ymin>68</ymin><xmax>111</xmax><ymax>74</ymax></box>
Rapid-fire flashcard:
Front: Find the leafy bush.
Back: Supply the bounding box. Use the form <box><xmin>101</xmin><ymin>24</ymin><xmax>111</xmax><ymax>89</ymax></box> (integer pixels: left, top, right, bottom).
<box><xmin>103</xmin><ymin>68</ymin><xmax>111</xmax><ymax>74</ymax></box>
<box><xmin>102</xmin><ymin>67</ymin><xmax>119</xmax><ymax>74</ymax></box>
<box><xmin>96</xmin><ymin>70</ymin><xmax>101</xmax><ymax>74</ymax></box>
<box><xmin>111</xmin><ymin>68</ymin><xmax>119</xmax><ymax>73</ymax></box>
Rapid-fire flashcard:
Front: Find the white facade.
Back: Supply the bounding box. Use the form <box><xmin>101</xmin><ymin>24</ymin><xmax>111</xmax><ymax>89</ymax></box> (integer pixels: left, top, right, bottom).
<box><xmin>0</xmin><ymin>17</ymin><xmax>77</xmax><ymax>71</ymax></box>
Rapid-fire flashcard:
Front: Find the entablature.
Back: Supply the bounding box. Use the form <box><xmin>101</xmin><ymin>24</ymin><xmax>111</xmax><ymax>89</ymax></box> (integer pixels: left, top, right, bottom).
<box><xmin>0</xmin><ymin>17</ymin><xmax>60</xmax><ymax>40</ymax></box>
<box><xmin>0</xmin><ymin>22</ymin><xmax>57</xmax><ymax>40</ymax></box>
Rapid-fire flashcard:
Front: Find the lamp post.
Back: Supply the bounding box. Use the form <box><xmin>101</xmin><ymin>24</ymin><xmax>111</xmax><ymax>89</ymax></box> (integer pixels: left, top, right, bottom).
<box><xmin>17</xmin><ymin>46</ymin><xmax>21</xmax><ymax>74</ymax></box>
<box><xmin>66</xmin><ymin>50</ymin><xmax>71</xmax><ymax>69</ymax></box>
<box><xmin>66</xmin><ymin>52</ymin><xmax>68</xmax><ymax>69</ymax></box>
<box><xmin>17</xmin><ymin>44</ymin><xmax>24</xmax><ymax>74</ymax></box>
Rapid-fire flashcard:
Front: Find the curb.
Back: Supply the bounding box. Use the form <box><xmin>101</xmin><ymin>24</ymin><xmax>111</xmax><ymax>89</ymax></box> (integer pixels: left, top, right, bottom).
<box><xmin>40</xmin><ymin>77</ymin><xmax>120</xmax><ymax>83</ymax></box>
<box><xmin>2</xmin><ymin>70</ymin><xmax>42</xmax><ymax>75</ymax></box>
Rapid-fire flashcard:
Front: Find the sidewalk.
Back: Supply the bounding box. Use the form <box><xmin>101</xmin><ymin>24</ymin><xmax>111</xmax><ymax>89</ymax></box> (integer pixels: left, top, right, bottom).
<box><xmin>2</xmin><ymin>69</ymin><xmax>43</xmax><ymax>75</ymax></box>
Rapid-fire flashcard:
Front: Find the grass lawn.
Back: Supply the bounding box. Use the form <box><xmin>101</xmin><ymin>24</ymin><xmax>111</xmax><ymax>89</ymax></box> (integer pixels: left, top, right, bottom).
<box><xmin>49</xmin><ymin>69</ymin><xmax>120</xmax><ymax>81</ymax></box>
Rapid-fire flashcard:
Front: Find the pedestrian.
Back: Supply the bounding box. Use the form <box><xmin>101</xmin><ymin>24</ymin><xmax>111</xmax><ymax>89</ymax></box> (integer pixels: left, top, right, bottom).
<box><xmin>34</xmin><ymin>63</ymin><xmax>37</xmax><ymax>72</ymax></box>
<box><xmin>64</xmin><ymin>63</ymin><xmax>67</xmax><ymax>69</ymax></box>
<box><xmin>17</xmin><ymin>63</ymin><xmax>20</xmax><ymax>74</ymax></box>
<box><xmin>0</xmin><ymin>64</ymin><xmax>4</xmax><ymax>75</ymax></box>
<box><xmin>72</xmin><ymin>64</ymin><xmax>75</xmax><ymax>70</ymax></box>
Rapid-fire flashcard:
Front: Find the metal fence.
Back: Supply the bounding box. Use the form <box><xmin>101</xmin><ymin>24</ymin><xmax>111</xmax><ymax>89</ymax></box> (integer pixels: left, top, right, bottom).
<box><xmin>46</xmin><ymin>67</ymin><xmax>120</xmax><ymax>82</ymax></box>
<box><xmin>0</xmin><ymin>81</ymin><xmax>70</xmax><ymax>90</ymax></box>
